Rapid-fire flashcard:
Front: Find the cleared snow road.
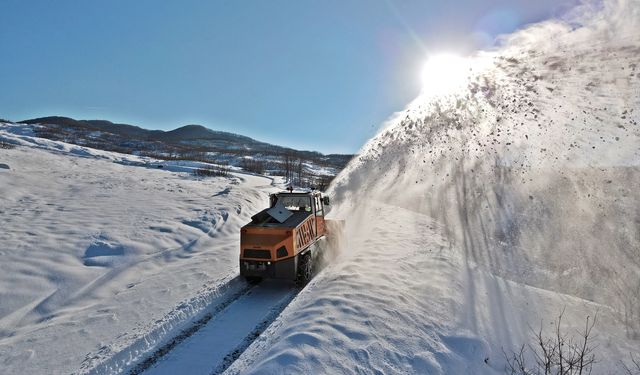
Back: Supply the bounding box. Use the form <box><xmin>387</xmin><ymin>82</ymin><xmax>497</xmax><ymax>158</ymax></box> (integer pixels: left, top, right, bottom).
<box><xmin>139</xmin><ymin>280</ymin><xmax>297</xmax><ymax>375</ymax></box>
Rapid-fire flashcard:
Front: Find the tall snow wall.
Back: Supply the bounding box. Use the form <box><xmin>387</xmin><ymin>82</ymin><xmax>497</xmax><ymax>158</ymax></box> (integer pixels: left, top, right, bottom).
<box><xmin>329</xmin><ymin>0</ymin><xmax>640</xmax><ymax>338</ymax></box>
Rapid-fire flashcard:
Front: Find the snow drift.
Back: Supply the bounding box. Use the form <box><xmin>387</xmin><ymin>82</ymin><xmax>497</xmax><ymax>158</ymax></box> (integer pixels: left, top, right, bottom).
<box><xmin>330</xmin><ymin>0</ymin><xmax>640</xmax><ymax>338</ymax></box>
<box><xmin>230</xmin><ymin>1</ymin><xmax>640</xmax><ymax>373</ymax></box>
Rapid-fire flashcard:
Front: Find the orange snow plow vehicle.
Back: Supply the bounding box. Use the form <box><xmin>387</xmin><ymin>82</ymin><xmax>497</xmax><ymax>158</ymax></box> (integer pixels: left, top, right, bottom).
<box><xmin>239</xmin><ymin>190</ymin><xmax>343</xmax><ymax>285</ymax></box>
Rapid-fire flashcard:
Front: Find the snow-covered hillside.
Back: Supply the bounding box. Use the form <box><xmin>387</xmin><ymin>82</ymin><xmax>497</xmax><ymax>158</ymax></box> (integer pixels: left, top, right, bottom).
<box><xmin>226</xmin><ymin>1</ymin><xmax>640</xmax><ymax>374</ymax></box>
<box><xmin>0</xmin><ymin>123</ymin><xmax>281</xmax><ymax>374</ymax></box>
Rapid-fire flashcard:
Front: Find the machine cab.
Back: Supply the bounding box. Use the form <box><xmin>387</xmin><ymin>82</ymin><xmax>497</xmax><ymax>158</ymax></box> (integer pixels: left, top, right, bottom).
<box><xmin>239</xmin><ymin>190</ymin><xmax>329</xmax><ymax>282</ymax></box>
<box><xmin>268</xmin><ymin>191</ymin><xmax>327</xmax><ymax>231</ymax></box>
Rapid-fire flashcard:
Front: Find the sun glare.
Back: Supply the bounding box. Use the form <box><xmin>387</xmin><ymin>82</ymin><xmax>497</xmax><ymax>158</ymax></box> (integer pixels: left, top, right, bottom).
<box><xmin>420</xmin><ymin>54</ymin><xmax>471</xmax><ymax>96</ymax></box>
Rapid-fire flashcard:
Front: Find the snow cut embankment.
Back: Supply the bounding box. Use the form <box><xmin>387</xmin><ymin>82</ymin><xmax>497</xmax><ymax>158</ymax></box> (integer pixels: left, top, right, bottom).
<box><xmin>230</xmin><ymin>1</ymin><xmax>640</xmax><ymax>373</ymax></box>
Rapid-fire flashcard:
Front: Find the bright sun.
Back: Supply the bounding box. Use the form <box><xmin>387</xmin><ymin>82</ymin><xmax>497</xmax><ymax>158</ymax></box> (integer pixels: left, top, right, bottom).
<box><xmin>420</xmin><ymin>54</ymin><xmax>471</xmax><ymax>96</ymax></box>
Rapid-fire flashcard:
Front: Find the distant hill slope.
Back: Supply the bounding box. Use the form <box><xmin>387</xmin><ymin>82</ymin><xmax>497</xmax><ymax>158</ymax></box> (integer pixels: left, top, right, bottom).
<box><xmin>15</xmin><ymin>116</ymin><xmax>353</xmax><ymax>186</ymax></box>
<box><xmin>19</xmin><ymin>117</ymin><xmax>258</xmax><ymax>145</ymax></box>
<box><xmin>159</xmin><ymin>124</ymin><xmax>257</xmax><ymax>143</ymax></box>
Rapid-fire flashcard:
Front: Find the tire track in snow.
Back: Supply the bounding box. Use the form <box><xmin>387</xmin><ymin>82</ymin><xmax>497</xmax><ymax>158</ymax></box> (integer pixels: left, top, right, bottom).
<box><xmin>78</xmin><ymin>275</ymin><xmax>250</xmax><ymax>375</ymax></box>
<box><xmin>211</xmin><ymin>288</ymin><xmax>299</xmax><ymax>375</ymax></box>
<box><xmin>128</xmin><ymin>282</ymin><xmax>256</xmax><ymax>375</ymax></box>
<box><xmin>138</xmin><ymin>280</ymin><xmax>299</xmax><ymax>375</ymax></box>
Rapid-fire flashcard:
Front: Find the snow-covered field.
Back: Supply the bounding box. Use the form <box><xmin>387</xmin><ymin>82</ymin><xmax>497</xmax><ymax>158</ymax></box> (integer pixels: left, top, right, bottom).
<box><xmin>0</xmin><ymin>124</ymin><xmax>281</xmax><ymax>374</ymax></box>
<box><xmin>2</xmin><ymin>1</ymin><xmax>640</xmax><ymax>374</ymax></box>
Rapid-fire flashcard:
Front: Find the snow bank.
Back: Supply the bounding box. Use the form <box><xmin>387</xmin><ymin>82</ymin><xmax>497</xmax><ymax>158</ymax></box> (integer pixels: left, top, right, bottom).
<box><xmin>231</xmin><ymin>203</ymin><xmax>636</xmax><ymax>374</ymax></box>
<box><xmin>81</xmin><ymin>276</ymin><xmax>249</xmax><ymax>375</ymax></box>
<box><xmin>233</xmin><ymin>0</ymin><xmax>640</xmax><ymax>373</ymax></box>
<box><xmin>332</xmin><ymin>0</ymin><xmax>640</xmax><ymax>335</ymax></box>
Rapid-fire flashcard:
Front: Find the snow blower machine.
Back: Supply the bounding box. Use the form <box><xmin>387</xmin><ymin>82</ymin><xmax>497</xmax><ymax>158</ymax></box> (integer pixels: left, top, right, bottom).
<box><xmin>239</xmin><ymin>189</ymin><xmax>344</xmax><ymax>285</ymax></box>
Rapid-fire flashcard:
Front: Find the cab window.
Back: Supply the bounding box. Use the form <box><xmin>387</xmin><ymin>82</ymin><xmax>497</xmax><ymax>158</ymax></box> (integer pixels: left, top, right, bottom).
<box><xmin>277</xmin><ymin>195</ymin><xmax>312</xmax><ymax>212</ymax></box>
<box><xmin>315</xmin><ymin>196</ymin><xmax>323</xmax><ymax>216</ymax></box>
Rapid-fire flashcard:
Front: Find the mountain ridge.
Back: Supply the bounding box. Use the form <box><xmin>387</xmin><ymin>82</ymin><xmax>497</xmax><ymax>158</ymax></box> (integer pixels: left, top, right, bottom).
<box><xmin>17</xmin><ymin>115</ymin><xmax>353</xmax><ymax>158</ymax></box>
<box><xmin>18</xmin><ymin>116</ymin><xmax>275</xmax><ymax>149</ymax></box>
<box><xmin>11</xmin><ymin>116</ymin><xmax>354</xmax><ymax>183</ymax></box>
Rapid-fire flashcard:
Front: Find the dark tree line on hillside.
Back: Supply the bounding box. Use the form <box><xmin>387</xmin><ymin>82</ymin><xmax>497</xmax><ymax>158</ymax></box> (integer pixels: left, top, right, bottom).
<box><xmin>194</xmin><ymin>165</ymin><xmax>229</xmax><ymax>177</ymax></box>
<box><xmin>22</xmin><ymin>117</ymin><xmax>354</xmax><ymax>168</ymax></box>
<box><xmin>18</xmin><ymin>120</ymin><xmax>349</xmax><ymax>190</ymax></box>
<box><xmin>1</xmin><ymin>139</ymin><xmax>16</xmax><ymax>149</ymax></box>
<box><xmin>282</xmin><ymin>153</ymin><xmax>297</xmax><ymax>184</ymax></box>
<box><xmin>278</xmin><ymin>152</ymin><xmax>335</xmax><ymax>190</ymax></box>
<box><xmin>240</xmin><ymin>158</ymin><xmax>265</xmax><ymax>174</ymax></box>
<box><xmin>31</xmin><ymin>123</ymin><xmax>352</xmax><ymax>168</ymax></box>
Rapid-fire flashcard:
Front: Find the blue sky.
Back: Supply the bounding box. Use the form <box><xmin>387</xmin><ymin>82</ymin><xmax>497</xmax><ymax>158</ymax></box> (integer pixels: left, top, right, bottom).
<box><xmin>0</xmin><ymin>0</ymin><xmax>576</xmax><ymax>154</ymax></box>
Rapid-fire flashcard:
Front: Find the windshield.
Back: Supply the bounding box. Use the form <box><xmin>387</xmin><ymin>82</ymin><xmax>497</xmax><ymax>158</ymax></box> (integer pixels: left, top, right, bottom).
<box><xmin>277</xmin><ymin>195</ymin><xmax>312</xmax><ymax>212</ymax></box>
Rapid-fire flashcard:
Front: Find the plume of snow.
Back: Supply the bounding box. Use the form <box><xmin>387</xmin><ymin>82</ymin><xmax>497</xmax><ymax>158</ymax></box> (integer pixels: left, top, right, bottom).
<box><xmin>329</xmin><ymin>0</ymin><xmax>640</xmax><ymax>338</ymax></box>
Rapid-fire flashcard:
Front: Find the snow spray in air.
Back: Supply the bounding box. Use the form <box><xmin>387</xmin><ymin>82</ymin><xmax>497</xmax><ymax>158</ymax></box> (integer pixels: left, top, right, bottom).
<box><xmin>328</xmin><ymin>0</ymin><xmax>640</xmax><ymax>338</ymax></box>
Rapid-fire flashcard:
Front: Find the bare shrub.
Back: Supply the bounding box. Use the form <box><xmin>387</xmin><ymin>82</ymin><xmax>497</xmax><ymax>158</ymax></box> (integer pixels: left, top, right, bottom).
<box><xmin>622</xmin><ymin>354</ymin><xmax>640</xmax><ymax>375</ymax></box>
<box><xmin>0</xmin><ymin>139</ymin><xmax>16</xmax><ymax>149</ymax></box>
<box><xmin>504</xmin><ymin>309</ymin><xmax>597</xmax><ymax>375</ymax></box>
<box><xmin>314</xmin><ymin>174</ymin><xmax>335</xmax><ymax>191</ymax></box>
<box><xmin>241</xmin><ymin>158</ymin><xmax>265</xmax><ymax>174</ymax></box>
<box><xmin>194</xmin><ymin>165</ymin><xmax>229</xmax><ymax>177</ymax></box>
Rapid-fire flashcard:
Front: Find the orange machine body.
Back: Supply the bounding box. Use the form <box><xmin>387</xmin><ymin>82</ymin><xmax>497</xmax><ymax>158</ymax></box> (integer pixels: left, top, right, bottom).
<box><xmin>239</xmin><ymin>191</ymin><xmax>327</xmax><ymax>280</ymax></box>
